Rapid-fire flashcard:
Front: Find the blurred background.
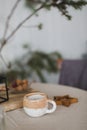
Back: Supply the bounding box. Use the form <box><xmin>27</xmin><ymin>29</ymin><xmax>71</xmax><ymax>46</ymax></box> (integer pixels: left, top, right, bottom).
<box><xmin>0</xmin><ymin>0</ymin><xmax>87</xmax><ymax>84</ymax></box>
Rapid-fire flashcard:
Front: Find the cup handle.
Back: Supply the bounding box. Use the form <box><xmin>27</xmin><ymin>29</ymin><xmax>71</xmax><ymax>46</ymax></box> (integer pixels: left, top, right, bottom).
<box><xmin>46</xmin><ymin>99</ymin><xmax>56</xmax><ymax>114</ymax></box>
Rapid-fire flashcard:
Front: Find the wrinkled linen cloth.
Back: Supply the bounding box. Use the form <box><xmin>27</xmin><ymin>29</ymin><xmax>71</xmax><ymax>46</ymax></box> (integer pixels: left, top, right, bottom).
<box><xmin>3</xmin><ymin>83</ymin><xmax>87</xmax><ymax>130</ymax></box>
<box><xmin>59</xmin><ymin>60</ymin><xmax>87</xmax><ymax>90</ymax></box>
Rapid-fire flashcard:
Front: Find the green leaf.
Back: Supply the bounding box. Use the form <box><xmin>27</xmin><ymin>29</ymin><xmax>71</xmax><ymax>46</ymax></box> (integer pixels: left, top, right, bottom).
<box><xmin>38</xmin><ymin>23</ymin><xmax>43</xmax><ymax>30</ymax></box>
<box><xmin>23</xmin><ymin>44</ymin><xmax>29</xmax><ymax>49</ymax></box>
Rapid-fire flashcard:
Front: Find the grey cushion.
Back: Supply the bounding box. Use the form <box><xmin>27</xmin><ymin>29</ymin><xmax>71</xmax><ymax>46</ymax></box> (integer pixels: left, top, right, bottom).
<box><xmin>59</xmin><ymin>60</ymin><xmax>87</xmax><ymax>90</ymax></box>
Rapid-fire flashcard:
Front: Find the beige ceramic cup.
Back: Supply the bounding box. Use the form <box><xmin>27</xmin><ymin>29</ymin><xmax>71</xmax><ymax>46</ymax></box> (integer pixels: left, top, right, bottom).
<box><xmin>23</xmin><ymin>92</ymin><xmax>56</xmax><ymax>117</ymax></box>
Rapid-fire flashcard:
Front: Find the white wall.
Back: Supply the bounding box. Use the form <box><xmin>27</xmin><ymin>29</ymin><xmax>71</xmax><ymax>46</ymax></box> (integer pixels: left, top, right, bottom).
<box><xmin>0</xmin><ymin>0</ymin><xmax>87</xmax><ymax>82</ymax></box>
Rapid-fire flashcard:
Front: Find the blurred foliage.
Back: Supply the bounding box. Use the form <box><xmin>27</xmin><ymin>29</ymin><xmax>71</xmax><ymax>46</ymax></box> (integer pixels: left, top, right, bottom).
<box><xmin>37</xmin><ymin>23</ymin><xmax>43</xmax><ymax>30</ymax></box>
<box><xmin>25</xmin><ymin>0</ymin><xmax>87</xmax><ymax>20</ymax></box>
<box><xmin>1</xmin><ymin>0</ymin><xmax>87</xmax><ymax>83</ymax></box>
<box><xmin>2</xmin><ymin>45</ymin><xmax>62</xmax><ymax>83</ymax></box>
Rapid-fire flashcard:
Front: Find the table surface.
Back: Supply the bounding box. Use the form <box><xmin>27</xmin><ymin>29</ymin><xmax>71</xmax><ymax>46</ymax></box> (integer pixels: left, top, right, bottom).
<box><xmin>5</xmin><ymin>83</ymin><xmax>87</xmax><ymax>130</ymax></box>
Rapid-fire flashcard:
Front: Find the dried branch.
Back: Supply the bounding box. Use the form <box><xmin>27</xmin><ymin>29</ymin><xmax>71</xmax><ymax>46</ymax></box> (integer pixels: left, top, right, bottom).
<box><xmin>3</xmin><ymin>0</ymin><xmax>21</xmax><ymax>40</ymax></box>
<box><xmin>6</xmin><ymin>4</ymin><xmax>44</xmax><ymax>42</ymax></box>
<box><xmin>0</xmin><ymin>3</ymin><xmax>44</xmax><ymax>68</ymax></box>
<box><xmin>0</xmin><ymin>0</ymin><xmax>21</xmax><ymax>67</ymax></box>
<box><xmin>1</xmin><ymin>0</ymin><xmax>20</xmax><ymax>49</ymax></box>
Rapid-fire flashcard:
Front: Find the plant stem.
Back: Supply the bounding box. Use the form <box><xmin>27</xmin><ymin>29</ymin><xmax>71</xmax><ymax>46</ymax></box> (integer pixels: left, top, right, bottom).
<box><xmin>0</xmin><ymin>3</ymin><xmax>44</xmax><ymax>68</ymax></box>
<box><xmin>6</xmin><ymin>4</ymin><xmax>44</xmax><ymax>42</ymax></box>
<box><xmin>0</xmin><ymin>53</ymin><xmax>8</xmax><ymax>68</ymax></box>
<box><xmin>3</xmin><ymin>0</ymin><xmax>21</xmax><ymax>39</ymax></box>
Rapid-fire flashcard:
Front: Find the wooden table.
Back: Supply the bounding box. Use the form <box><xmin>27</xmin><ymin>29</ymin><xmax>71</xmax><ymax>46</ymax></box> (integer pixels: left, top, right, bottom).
<box><xmin>1</xmin><ymin>83</ymin><xmax>87</xmax><ymax>130</ymax></box>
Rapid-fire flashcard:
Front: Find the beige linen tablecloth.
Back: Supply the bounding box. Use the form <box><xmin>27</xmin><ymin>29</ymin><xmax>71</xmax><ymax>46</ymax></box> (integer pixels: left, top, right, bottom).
<box><xmin>4</xmin><ymin>83</ymin><xmax>87</xmax><ymax>130</ymax></box>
